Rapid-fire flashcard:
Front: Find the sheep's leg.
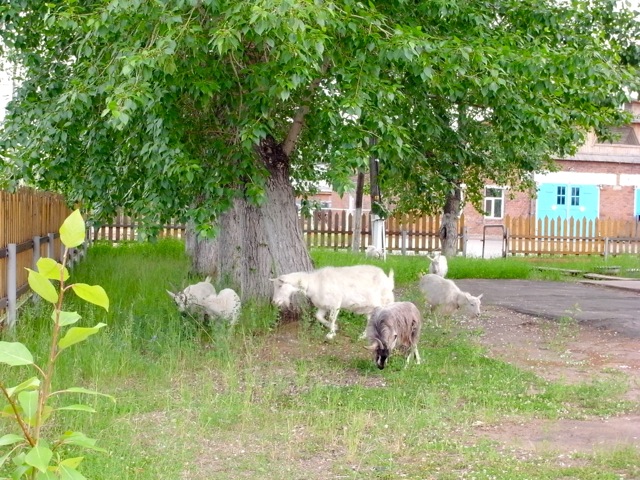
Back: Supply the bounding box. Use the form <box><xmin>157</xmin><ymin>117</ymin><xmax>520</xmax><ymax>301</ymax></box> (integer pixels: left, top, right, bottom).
<box><xmin>325</xmin><ymin>309</ymin><xmax>340</xmax><ymax>340</ymax></box>
<box><xmin>358</xmin><ymin>314</ymin><xmax>370</xmax><ymax>340</ymax></box>
<box><xmin>315</xmin><ymin>309</ymin><xmax>332</xmax><ymax>329</ymax></box>
<box><xmin>404</xmin><ymin>346</ymin><xmax>421</xmax><ymax>368</ymax></box>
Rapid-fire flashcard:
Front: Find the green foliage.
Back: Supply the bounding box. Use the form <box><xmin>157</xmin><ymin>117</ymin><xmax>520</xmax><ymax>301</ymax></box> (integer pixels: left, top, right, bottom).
<box><xmin>1</xmin><ymin>0</ymin><xmax>638</xmax><ymax>229</ymax></box>
<box><xmin>0</xmin><ymin>210</ymin><xmax>112</xmax><ymax>479</ymax></box>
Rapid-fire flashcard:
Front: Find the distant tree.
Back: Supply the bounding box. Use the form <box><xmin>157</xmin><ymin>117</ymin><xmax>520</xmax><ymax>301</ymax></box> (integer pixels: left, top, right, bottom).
<box><xmin>0</xmin><ymin>1</ymin><xmax>638</xmax><ymax>296</ymax></box>
<box><xmin>367</xmin><ymin>1</ymin><xmax>640</xmax><ymax>256</ymax></box>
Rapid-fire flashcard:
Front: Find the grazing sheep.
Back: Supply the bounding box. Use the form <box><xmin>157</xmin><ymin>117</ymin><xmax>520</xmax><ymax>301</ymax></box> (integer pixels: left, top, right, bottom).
<box><xmin>365</xmin><ymin>245</ymin><xmax>384</xmax><ymax>258</ymax></box>
<box><xmin>418</xmin><ymin>274</ymin><xmax>483</xmax><ymax>316</ymax></box>
<box><xmin>271</xmin><ymin>265</ymin><xmax>395</xmax><ymax>340</ymax></box>
<box><xmin>197</xmin><ymin>288</ymin><xmax>242</xmax><ymax>325</ymax></box>
<box><xmin>365</xmin><ymin>301</ymin><xmax>422</xmax><ymax>369</ymax></box>
<box><xmin>166</xmin><ymin>277</ymin><xmax>216</xmax><ymax>313</ymax></box>
<box><xmin>427</xmin><ymin>253</ymin><xmax>448</xmax><ymax>278</ymax></box>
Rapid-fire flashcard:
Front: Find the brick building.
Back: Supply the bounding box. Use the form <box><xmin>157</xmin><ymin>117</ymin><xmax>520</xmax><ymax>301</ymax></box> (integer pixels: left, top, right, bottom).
<box><xmin>463</xmin><ymin>101</ymin><xmax>640</xmax><ymax>236</ymax></box>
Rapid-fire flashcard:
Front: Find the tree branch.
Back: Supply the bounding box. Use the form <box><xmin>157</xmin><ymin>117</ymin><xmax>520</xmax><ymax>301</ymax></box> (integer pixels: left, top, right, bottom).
<box><xmin>282</xmin><ymin>60</ymin><xmax>330</xmax><ymax>157</ymax></box>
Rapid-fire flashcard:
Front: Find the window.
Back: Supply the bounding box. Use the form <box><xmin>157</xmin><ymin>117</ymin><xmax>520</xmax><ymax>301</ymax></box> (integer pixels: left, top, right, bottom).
<box><xmin>557</xmin><ymin>186</ymin><xmax>566</xmax><ymax>205</ymax></box>
<box><xmin>484</xmin><ymin>187</ymin><xmax>504</xmax><ymax>218</ymax></box>
<box><xmin>571</xmin><ymin>187</ymin><xmax>580</xmax><ymax>206</ymax></box>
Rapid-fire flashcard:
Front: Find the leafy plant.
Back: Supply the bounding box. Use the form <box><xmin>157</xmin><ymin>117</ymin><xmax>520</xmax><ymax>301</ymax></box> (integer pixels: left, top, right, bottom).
<box><xmin>0</xmin><ymin>210</ymin><xmax>112</xmax><ymax>479</ymax></box>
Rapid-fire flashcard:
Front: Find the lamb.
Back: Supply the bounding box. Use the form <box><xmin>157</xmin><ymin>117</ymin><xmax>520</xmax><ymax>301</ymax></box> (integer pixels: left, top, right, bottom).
<box><xmin>365</xmin><ymin>245</ymin><xmax>384</xmax><ymax>258</ymax></box>
<box><xmin>196</xmin><ymin>288</ymin><xmax>242</xmax><ymax>325</ymax></box>
<box><xmin>365</xmin><ymin>301</ymin><xmax>422</xmax><ymax>369</ymax></box>
<box><xmin>418</xmin><ymin>273</ymin><xmax>483</xmax><ymax>316</ymax></box>
<box><xmin>271</xmin><ymin>265</ymin><xmax>395</xmax><ymax>340</ymax></box>
<box><xmin>427</xmin><ymin>253</ymin><xmax>448</xmax><ymax>278</ymax></box>
<box><xmin>166</xmin><ymin>276</ymin><xmax>216</xmax><ymax>313</ymax></box>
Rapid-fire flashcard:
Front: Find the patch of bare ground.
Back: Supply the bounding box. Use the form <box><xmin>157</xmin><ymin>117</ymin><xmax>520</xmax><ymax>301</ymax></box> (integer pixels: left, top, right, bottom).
<box><xmin>462</xmin><ymin>304</ymin><xmax>640</xmax><ymax>455</ymax></box>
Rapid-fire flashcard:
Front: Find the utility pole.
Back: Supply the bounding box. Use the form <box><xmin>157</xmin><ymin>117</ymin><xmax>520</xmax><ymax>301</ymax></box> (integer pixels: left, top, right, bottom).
<box><xmin>351</xmin><ymin>171</ymin><xmax>365</xmax><ymax>252</ymax></box>
<box><xmin>369</xmin><ymin>138</ymin><xmax>386</xmax><ymax>259</ymax></box>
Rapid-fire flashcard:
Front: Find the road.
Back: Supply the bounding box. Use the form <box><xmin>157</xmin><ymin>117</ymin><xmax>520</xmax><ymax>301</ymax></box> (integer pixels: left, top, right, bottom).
<box><xmin>455</xmin><ymin>279</ymin><xmax>640</xmax><ymax>339</ymax></box>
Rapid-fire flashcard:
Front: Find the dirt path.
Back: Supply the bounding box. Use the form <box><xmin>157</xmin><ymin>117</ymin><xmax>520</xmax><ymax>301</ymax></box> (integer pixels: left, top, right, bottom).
<box><xmin>463</xmin><ymin>305</ymin><xmax>640</xmax><ymax>454</ymax></box>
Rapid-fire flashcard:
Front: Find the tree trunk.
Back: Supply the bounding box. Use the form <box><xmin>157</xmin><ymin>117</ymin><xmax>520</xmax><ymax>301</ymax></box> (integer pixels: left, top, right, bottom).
<box><xmin>351</xmin><ymin>171</ymin><xmax>365</xmax><ymax>252</ymax></box>
<box><xmin>439</xmin><ymin>185</ymin><xmax>462</xmax><ymax>258</ymax></box>
<box><xmin>186</xmin><ymin>136</ymin><xmax>313</xmax><ymax>301</ymax></box>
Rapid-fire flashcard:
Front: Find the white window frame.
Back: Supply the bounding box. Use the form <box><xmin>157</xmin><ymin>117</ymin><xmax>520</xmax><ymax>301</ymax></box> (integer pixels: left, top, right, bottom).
<box><xmin>484</xmin><ymin>186</ymin><xmax>505</xmax><ymax>219</ymax></box>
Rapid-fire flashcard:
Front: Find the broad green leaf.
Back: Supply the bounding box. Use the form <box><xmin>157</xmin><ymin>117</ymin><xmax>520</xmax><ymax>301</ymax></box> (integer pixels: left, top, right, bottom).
<box><xmin>6</xmin><ymin>377</ymin><xmax>40</xmax><ymax>398</ymax></box>
<box><xmin>59</xmin><ymin>457</ymin><xmax>84</xmax><ymax>469</ymax></box>
<box><xmin>59</xmin><ymin>464</ymin><xmax>87</xmax><ymax>480</ymax></box>
<box><xmin>58</xmin><ymin>323</ymin><xmax>107</xmax><ymax>350</ymax></box>
<box><xmin>55</xmin><ymin>311</ymin><xmax>82</xmax><ymax>327</ymax></box>
<box><xmin>1</xmin><ymin>405</ymin><xmax>16</xmax><ymax>417</ymax></box>
<box><xmin>12</xmin><ymin>450</ymin><xmax>25</xmax><ymax>466</ymax></box>
<box><xmin>70</xmin><ymin>284</ymin><xmax>109</xmax><ymax>311</ymax></box>
<box><xmin>0</xmin><ymin>434</ymin><xmax>24</xmax><ymax>447</ymax></box>
<box><xmin>25</xmin><ymin>446</ymin><xmax>53</xmax><ymax>473</ymax></box>
<box><xmin>36</xmin><ymin>470</ymin><xmax>58</xmax><ymax>480</ymax></box>
<box><xmin>0</xmin><ymin>342</ymin><xmax>34</xmax><ymax>366</ymax></box>
<box><xmin>60</xmin><ymin>210</ymin><xmax>85</xmax><ymax>248</ymax></box>
<box><xmin>0</xmin><ymin>449</ymin><xmax>13</xmax><ymax>468</ymax></box>
<box><xmin>59</xmin><ymin>432</ymin><xmax>106</xmax><ymax>452</ymax></box>
<box><xmin>26</xmin><ymin>269</ymin><xmax>59</xmax><ymax>304</ymax></box>
<box><xmin>53</xmin><ymin>387</ymin><xmax>115</xmax><ymax>402</ymax></box>
<box><xmin>41</xmin><ymin>406</ymin><xmax>53</xmax><ymax>424</ymax></box>
<box><xmin>56</xmin><ymin>404</ymin><xmax>96</xmax><ymax>413</ymax></box>
<box><xmin>18</xmin><ymin>391</ymin><xmax>39</xmax><ymax>424</ymax></box>
<box><xmin>12</xmin><ymin>463</ymin><xmax>30</xmax><ymax>477</ymax></box>
<box><xmin>36</xmin><ymin>257</ymin><xmax>69</xmax><ymax>282</ymax></box>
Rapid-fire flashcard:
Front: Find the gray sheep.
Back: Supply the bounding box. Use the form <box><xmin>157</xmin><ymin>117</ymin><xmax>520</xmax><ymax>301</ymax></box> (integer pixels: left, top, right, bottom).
<box><xmin>365</xmin><ymin>301</ymin><xmax>422</xmax><ymax>369</ymax></box>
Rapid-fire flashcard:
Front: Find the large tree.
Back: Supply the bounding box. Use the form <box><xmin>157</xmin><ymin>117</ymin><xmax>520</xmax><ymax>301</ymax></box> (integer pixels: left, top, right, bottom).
<box><xmin>1</xmin><ymin>1</ymin><xmax>638</xmax><ymax>296</ymax></box>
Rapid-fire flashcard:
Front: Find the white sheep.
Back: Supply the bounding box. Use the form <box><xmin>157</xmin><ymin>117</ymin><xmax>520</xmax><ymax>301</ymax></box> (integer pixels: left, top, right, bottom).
<box><xmin>418</xmin><ymin>273</ymin><xmax>483</xmax><ymax>316</ymax></box>
<box><xmin>196</xmin><ymin>288</ymin><xmax>242</xmax><ymax>325</ymax></box>
<box><xmin>365</xmin><ymin>301</ymin><xmax>422</xmax><ymax>369</ymax></box>
<box><xmin>166</xmin><ymin>276</ymin><xmax>216</xmax><ymax>313</ymax></box>
<box><xmin>427</xmin><ymin>253</ymin><xmax>448</xmax><ymax>278</ymax></box>
<box><xmin>271</xmin><ymin>265</ymin><xmax>395</xmax><ymax>340</ymax></box>
<box><xmin>365</xmin><ymin>245</ymin><xmax>384</xmax><ymax>258</ymax></box>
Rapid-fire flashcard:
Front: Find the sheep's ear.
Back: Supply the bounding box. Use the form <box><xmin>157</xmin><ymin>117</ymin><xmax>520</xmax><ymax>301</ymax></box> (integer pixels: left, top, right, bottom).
<box><xmin>477</xmin><ymin>293</ymin><xmax>484</xmax><ymax>300</ymax></box>
<box><xmin>269</xmin><ymin>278</ymin><xmax>277</xmax><ymax>282</ymax></box>
<box><xmin>166</xmin><ymin>290</ymin><xmax>176</xmax><ymax>299</ymax></box>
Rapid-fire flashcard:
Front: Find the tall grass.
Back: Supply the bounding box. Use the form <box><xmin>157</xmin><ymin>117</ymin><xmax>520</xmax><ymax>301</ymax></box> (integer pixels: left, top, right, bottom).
<box><xmin>1</xmin><ymin>242</ymin><xmax>638</xmax><ymax>479</ymax></box>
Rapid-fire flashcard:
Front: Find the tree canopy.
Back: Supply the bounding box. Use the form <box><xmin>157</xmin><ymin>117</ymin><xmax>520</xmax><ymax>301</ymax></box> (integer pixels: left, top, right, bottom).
<box><xmin>1</xmin><ymin>0</ymin><xmax>638</xmax><ymax>234</ymax></box>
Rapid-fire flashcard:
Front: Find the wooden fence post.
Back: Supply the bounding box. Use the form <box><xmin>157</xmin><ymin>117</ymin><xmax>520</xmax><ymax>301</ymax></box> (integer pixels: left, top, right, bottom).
<box><xmin>32</xmin><ymin>236</ymin><xmax>41</xmax><ymax>269</ymax></box>
<box><xmin>7</xmin><ymin>243</ymin><xmax>17</xmax><ymax>328</ymax></box>
<box><xmin>48</xmin><ymin>233</ymin><xmax>55</xmax><ymax>260</ymax></box>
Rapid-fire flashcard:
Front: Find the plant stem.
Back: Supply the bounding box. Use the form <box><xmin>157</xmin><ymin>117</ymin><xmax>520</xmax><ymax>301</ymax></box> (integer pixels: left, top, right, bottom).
<box><xmin>33</xmin><ymin>247</ymin><xmax>70</xmax><ymax>442</ymax></box>
<box><xmin>0</xmin><ymin>383</ymin><xmax>36</xmax><ymax>447</ymax></box>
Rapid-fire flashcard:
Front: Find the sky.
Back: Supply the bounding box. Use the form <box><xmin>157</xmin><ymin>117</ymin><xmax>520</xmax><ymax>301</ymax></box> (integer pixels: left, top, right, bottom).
<box><xmin>0</xmin><ymin>62</ymin><xmax>13</xmax><ymax>122</ymax></box>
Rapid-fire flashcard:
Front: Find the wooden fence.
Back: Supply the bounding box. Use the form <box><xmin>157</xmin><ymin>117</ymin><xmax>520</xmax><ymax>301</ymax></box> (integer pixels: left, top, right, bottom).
<box><xmin>0</xmin><ymin>189</ymin><xmax>74</xmax><ymax>325</ymax></box>
<box><xmin>91</xmin><ymin>210</ymin><xmax>185</xmax><ymax>241</ymax></box>
<box><xmin>92</xmin><ymin>210</ymin><xmax>640</xmax><ymax>258</ymax></box>
<box><xmin>505</xmin><ymin>215</ymin><xmax>640</xmax><ymax>256</ymax></box>
<box><xmin>300</xmin><ymin>210</ymin><xmax>466</xmax><ymax>253</ymax></box>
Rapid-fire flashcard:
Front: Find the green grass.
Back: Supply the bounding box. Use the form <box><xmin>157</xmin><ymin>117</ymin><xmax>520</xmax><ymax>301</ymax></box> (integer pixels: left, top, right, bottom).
<box><xmin>311</xmin><ymin>247</ymin><xmax>640</xmax><ymax>282</ymax></box>
<box><xmin>1</xmin><ymin>242</ymin><xmax>638</xmax><ymax>479</ymax></box>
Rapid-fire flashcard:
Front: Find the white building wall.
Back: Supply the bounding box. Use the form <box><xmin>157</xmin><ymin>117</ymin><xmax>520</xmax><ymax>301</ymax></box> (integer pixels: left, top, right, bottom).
<box><xmin>533</xmin><ymin>171</ymin><xmax>617</xmax><ymax>186</ymax></box>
